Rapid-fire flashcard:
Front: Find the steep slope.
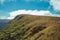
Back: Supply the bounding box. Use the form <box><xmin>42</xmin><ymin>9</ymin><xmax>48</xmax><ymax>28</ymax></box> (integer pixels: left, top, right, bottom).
<box><xmin>0</xmin><ymin>14</ymin><xmax>60</xmax><ymax>40</ymax></box>
<box><xmin>0</xmin><ymin>19</ymin><xmax>10</xmax><ymax>29</ymax></box>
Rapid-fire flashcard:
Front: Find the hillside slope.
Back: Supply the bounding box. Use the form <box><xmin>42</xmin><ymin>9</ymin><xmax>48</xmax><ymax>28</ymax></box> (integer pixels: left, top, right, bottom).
<box><xmin>0</xmin><ymin>14</ymin><xmax>60</xmax><ymax>40</ymax></box>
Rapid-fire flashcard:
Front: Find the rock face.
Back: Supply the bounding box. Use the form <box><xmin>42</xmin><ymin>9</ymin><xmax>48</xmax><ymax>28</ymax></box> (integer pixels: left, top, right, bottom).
<box><xmin>0</xmin><ymin>14</ymin><xmax>60</xmax><ymax>40</ymax></box>
<box><xmin>0</xmin><ymin>19</ymin><xmax>10</xmax><ymax>29</ymax></box>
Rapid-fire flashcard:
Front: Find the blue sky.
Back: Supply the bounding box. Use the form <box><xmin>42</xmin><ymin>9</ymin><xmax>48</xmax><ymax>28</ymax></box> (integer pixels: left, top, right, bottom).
<box><xmin>0</xmin><ymin>0</ymin><xmax>60</xmax><ymax>19</ymax></box>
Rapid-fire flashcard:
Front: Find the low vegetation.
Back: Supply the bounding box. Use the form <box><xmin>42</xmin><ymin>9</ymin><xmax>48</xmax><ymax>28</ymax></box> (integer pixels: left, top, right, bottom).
<box><xmin>0</xmin><ymin>14</ymin><xmax>60</xmax><ymax>40</ymax></box>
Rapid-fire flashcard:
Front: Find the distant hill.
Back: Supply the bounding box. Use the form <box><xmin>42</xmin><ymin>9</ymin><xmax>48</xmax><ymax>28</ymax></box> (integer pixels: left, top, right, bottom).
<box><xmin>0</xmin><ymin>14</ymin><xmax>60</xmax><ymax>40</ymax></box>
<box><xmin>0</xmin><ymin>19</ymin><xmax>10</xmax><ymax>29</ymax></box>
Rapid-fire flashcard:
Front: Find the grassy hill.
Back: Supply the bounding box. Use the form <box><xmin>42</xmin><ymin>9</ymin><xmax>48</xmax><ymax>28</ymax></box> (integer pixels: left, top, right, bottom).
<box><xmin>0</xmin><ymin>14</ymin><xmax>60</xmax><ymax>40</ymax></box>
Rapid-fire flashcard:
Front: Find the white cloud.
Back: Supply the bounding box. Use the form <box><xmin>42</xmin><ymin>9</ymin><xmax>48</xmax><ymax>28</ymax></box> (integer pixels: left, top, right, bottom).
<box><xmin>0</xmin><ymin>0</ymin><xmax>16</xmax><ymax>4</ymax></box>
<box><xmin>6</xmin><ymin>10</ymin><xmax>60</xmax><ymax>19</ymax></box>
<box><xmin>50</xmin><ymin>0</ymin><xmax>60</xmax><ymax>10</ymax></box>
<box><xmin>0</xmin><ymin>10</ymin><xmax>60</xmax><ymax>19</ymax></box>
